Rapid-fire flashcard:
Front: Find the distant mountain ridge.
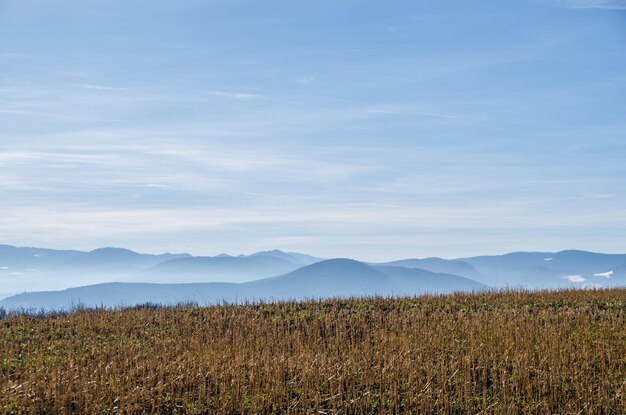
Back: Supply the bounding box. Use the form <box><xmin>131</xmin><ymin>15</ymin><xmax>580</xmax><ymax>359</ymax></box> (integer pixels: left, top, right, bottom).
<box><xmin>460</xmin><ymin>250</ymin><xmax>626</xmax><ymax>287</ymax></box>
<box><xmin>1</xmin><ymin>244</ymin><xmax>625</xmax><ymax>310</ymax></box>
<box><xmin>0</xmin><ymin>245</ymin><xmax>190</xmax><ymax>271</ymax></box>
<box><xmin>246</xmin><ymin>249</ymin><xmax>322</xmax><ymax>265</ymax></box>
<box><xmin>0</xmin><ymin>258</ymin><xmax>487</xmax><ymax>310</ymax></box>
<box><xmin>376</xmin><ymin>257</ymin><xmax>483</xmax><ymax>280</ymax></box>
<box><xmin>0</xmin><ymin>245</ymin><xmax>323</xmax><ymax>297</ymax></box>
<box><xmin>60</xmin><ymin>247</ymin><xmax>191</xmax><ymax>270</ymax></box>
<box><xmin>142</xmin><ymin>254</ymin><xmax>302</xmax><ymax>283</ymax></box>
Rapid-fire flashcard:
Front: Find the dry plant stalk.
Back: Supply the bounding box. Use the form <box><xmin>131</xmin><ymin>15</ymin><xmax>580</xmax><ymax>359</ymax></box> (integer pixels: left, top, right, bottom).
<box><xmin>1</xmin><ymin>288</ymin><xmax>625</xmax><ymax>414</ymax></box>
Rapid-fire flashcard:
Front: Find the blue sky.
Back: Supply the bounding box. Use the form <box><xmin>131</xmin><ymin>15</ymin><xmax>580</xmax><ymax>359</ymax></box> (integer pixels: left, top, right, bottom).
<box><xmin>1</xmin><ymin>0</ymin><xmax>625</xmax><ymax>261</ymax></box>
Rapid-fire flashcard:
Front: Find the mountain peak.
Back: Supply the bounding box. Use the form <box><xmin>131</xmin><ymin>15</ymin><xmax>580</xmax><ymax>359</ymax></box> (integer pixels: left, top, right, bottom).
<box><xmin>250</xmin><ymin>249</ymin><xmax>287</xmax><ymax>256</ymax></box>
<box><xmin>248</xmin><ymin>249</ymin><xmax>322</xmax><ymax>266</ymax></box>
<box><xmin>284</xmin><ymin>258</ymin><xmax>377</xmax><ymax>276</ymax></box>
<box><xmin>89</xmin><ymin>247</ymin><xmax>139</xmax><ymax>255</ymax></box>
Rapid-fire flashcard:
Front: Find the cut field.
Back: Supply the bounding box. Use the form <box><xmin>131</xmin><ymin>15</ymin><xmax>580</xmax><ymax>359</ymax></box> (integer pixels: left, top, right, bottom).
<box><xmin>1</xmin><ymin>289</ymin><xmax>625</xmax><ymax>414</ymax></box>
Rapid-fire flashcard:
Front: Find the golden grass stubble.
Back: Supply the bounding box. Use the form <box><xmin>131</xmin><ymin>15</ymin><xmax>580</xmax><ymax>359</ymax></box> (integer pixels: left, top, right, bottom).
<box><xmin>0</xmin><ymin>289</ymin><xmax>625</xmax><ymax>414</ymax></box>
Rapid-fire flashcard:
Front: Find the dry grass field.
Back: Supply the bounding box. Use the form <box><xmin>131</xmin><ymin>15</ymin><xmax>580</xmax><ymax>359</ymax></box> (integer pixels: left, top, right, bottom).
<box><xmin>1</xmin><ymin>289</ymin><xmax>625</xmax><ymax>414</ymax></box>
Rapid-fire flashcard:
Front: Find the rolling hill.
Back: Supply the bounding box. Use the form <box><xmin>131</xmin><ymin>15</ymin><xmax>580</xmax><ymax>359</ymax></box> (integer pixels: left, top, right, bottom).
<box><xmin>2</xmin><ymin>245</ymin><xmax>625</xmax><ymax>310</ymax></box>
<box><xmin>461</xmin><ymin>250</ymin><xmax>626</xmax><ymax>288</ymax></box>
<box><xmin>0</xmin><ymin>259</ymin><xmax>487</xmax><ymax>310</ymax></box>
<box><xmin>378</xmin><ymin>257</ymin><xmax>483</xmax><ymax>280</ymax></box>
<box><xmin>140</xmin><ymin>254</ymin><xmax>302</xmax><ymax>283</ymax></box>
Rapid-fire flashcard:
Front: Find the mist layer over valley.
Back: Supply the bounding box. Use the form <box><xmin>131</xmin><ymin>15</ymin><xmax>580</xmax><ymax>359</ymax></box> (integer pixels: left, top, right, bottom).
<box><xmin>2</xmin><ymin>244</ymin><xmax>625</xmax><ymax>310</ymax></box>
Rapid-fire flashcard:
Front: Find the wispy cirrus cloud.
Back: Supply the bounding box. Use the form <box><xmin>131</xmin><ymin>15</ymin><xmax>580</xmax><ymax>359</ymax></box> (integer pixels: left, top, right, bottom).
<box><xmin>556</xmin><ymin>0</ymin><xmax>626</xmax><ymax>9</ymax></box>
<box><xmin>0</xmin><ymin>108</ymin><xmax>46</xmax><ymax>116</ymax></box>
<box><xmin>208</xmin><ymin>91</ymin><xmax>267</xmax><ymax>100</ymax></box>
<box><xmin>1</xmin><ymin>0</ymin><xmax>625</xmax><ymax>260</ymax></box>
<box><xmin>362</xmin><ymin>106</ymin><xmax>464</xmax><ymax>120</ymax></box>
<box><xmin>74</xmin><ymin>83</ymin><xmax>130</xmax><ymax>91</ymax></box>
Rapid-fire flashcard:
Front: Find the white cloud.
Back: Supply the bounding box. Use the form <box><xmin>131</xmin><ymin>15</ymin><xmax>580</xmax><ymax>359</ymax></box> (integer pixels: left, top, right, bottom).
<box><xmin>593</xmin><ymin>270</ymin><xmax>613</xmax><ymax>278</ymax></box>
<box><xmin>75</xmin><ymin>84</ymin><xmax>129</xmax><ymax>91</ymax></box>
<box><xmin>208</xmin><ymin>91</ymin><xmax>266</xmax><ymax>100</ymax></box>
<box><xmin>0</xmin><ymin>108</ymin><xmax>47</xmax><ymax>116</ymax></box>
<box><xmin>564</xmin><ymin>274</ymin><xmax>586</xmax><ymax>282</ymax></box>
<box><xmin>362</xmin><ymin>106</ymin><xmax>464</xmax><ymax>120</ymax></box>
<box><xmin>144</xmin><ymin>184</ymin><xmax>170</xmax><ymax>189</ymax></box>
<box><xmin>556</xmin><ymin>0</ymin><xmax>626</xmax><ymax>9</ymax></box>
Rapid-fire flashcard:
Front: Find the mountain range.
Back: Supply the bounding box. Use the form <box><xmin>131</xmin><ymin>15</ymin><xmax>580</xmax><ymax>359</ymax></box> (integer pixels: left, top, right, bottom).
<box><xmin>1</xmin><ymin>245</ymin><xmax>625</xmax><ymax>310</ymax></box>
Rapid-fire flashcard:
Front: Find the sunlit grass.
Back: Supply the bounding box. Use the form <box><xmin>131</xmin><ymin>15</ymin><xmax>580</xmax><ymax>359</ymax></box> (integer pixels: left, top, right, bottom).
<box><xmin>1</xmin><ymin>288</ymin><xmax>625</xmax><ymax>414</ymax></box>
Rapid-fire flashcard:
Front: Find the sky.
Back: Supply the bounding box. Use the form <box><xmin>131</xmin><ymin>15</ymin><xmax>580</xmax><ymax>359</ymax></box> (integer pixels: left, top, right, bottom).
<box><xmin>1</xmin><ymin>0</ymin><xmax>625</xmax><ymax>261</ymax></box>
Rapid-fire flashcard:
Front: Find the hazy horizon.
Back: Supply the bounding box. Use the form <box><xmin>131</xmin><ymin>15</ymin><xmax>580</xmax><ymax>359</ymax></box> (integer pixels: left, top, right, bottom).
<box><xmin>2</xmin><ymin>0</ymin><xmax>625</xmax><ymax>261</ymax></box>
<box><xmin>2</xmin><ymin>242</ymin><xmax>626</xmax><ymax>265</ymax></box>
